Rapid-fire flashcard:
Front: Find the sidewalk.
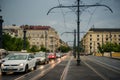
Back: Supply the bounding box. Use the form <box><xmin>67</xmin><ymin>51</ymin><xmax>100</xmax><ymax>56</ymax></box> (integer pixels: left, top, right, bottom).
<box><xmin>65</xmin><ymin>58</ymin><xmax>103</xmax><ymax>80</ymax></box>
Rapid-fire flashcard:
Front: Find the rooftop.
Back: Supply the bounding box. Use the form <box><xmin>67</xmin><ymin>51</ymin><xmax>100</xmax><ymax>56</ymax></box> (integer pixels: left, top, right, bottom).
<box><xmin>89</xmin><ymin>28</ymin><xmax>120</xmax><ymax>32</ymax></box>
<box><xmin>20</xmin><ymin>25</ymin><xmax>51</xmax><ymax>30</ymax></box>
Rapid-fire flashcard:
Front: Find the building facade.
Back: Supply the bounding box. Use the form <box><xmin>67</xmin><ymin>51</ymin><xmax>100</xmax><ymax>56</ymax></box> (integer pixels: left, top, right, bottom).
<box><xmin>3</xmin><ymin>25</ymin><xmax>64</xmax><ymax>52</ymax></box>
<box><xmin>81</xmin><ymin>28</ymin><xmax>120</xmax><ymax>54</ymax></box>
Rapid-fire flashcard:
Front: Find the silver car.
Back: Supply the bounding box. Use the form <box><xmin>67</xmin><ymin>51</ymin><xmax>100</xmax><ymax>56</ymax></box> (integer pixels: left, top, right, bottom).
<box><xmin>34</xmin><ymin>52</ymin><xmax>49</xmax><ymax>65</ymax></box>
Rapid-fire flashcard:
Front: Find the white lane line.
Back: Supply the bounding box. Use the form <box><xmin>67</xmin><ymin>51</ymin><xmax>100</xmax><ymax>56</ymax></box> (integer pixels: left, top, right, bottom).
<box><xmin>60</xmin><ymin>56</ymin><xmax>73</xmax><ymax>80</ymax></box>
<box><xmin>87</xmin><ymin>57</ymin><xmax>120</xmax><ymax>74</ymax></box>
<box><xmin>83</xmin><ymin>61</ymin><xmax>109</xmax><ymax>80</ymax></box>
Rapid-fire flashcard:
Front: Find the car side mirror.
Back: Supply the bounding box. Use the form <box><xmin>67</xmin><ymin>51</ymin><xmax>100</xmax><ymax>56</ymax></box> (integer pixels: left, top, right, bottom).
<box><xmin>28</xmin><ymin>58</ymin><xmax>32</xmax><ymax>60</ymax></box>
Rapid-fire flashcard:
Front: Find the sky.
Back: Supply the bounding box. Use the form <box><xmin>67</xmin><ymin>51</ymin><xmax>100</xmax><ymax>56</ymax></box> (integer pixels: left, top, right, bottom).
<box><xmin>0</xmin><ymin>0</ymin><xmax>120</xmax><ymax>46</ymax></box>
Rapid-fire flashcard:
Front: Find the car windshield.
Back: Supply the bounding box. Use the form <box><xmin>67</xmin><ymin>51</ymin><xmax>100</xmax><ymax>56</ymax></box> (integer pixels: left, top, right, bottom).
<box><xmin>4</xmin><ymin>53</ymin><xmax>13</xmax><ymax>58</ymax></box>
<box><xmin>35</xmin><ymin>53</ymin><xmax>45</xmax><ymax>57</ymax></box>
<box><xmin>8</xmin><ymin>54</ymin><xmax>27</xmax><ymax>60</ymax></box>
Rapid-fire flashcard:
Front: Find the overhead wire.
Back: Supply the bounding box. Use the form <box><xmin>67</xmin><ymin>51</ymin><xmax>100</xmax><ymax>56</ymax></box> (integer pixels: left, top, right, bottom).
<box><xmin>86</xmin><ymin>0</ymin><xmax>104</xmax><ymax>29</ymax></box>
<box><xmin>57</xmin><ymin>0</ymin><xmax>67</xmax><ymax>28</ymax></box>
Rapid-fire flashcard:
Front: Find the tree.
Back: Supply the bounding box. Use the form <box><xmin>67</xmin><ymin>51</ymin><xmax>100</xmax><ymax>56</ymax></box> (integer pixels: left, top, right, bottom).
<box><xmin>57</xmin><ymin>45</ymin><xmax>71</xmax><ymax>53</ymax></box>
<box><xmin>97</xmin><ymin>42</ymin><xmax>120</xmax><ymax>55</ymax></box>
<box><xmin>28</xmin><ymin>45</ymin><xmax>38</xmax><ymax>52</ymax></box>
<box><xmin>2</xmin><ymin>33</ymin><xmax>30</xmax><ymax>51</ymax></box>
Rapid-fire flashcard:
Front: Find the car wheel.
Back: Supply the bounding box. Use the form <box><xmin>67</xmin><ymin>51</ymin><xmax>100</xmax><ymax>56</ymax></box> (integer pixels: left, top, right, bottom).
<box><xmin>2</xmin><ymin>72</ymin><xmax>6</xmax><ymax>75</ymax></box>
<box><xmin>24</xmin><ymin>65</ymin><xmax>28</xmax><ymax>73</ymax></box>
<box><xmin>34</xmin><ymin>63</ymin><xmax>37</xmax><ymax>70</ymax></box>
<box><xmin>47</xmin><ymin>60</ymin><xmax>49</xmax><ymax>64</ymax></box>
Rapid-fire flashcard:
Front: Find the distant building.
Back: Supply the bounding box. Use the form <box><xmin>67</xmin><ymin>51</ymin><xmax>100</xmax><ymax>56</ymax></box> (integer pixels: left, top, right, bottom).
<box><xmin>3</xmin><ymin>25</ymin><xmax>66</xmax><ymax>52</ymax></box>
<box><xmin>3</xmin><ymin>26</ymin><xmax>19</xmax><ymax>37</ymax></box>
<box><xmin>81</xmin><ymin>28</ymin><xmax>120</xmax><ymax>54</ymax></box>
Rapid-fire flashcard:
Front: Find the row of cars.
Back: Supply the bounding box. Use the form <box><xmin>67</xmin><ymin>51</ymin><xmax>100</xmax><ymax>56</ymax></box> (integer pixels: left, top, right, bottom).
<box><xmin>34</xmin><ymin>52</ymin><xmax>63</xmax><ymax>65</ymax></box>
<box><xmin>0</xmin><ymin>51</ymin><xmax>64</xmax><ymax>75</ymax></box>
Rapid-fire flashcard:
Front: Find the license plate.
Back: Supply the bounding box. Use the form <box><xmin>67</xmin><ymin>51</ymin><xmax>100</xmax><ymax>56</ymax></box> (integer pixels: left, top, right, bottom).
<box><xmin>7</xmin><ymin>67</ymin><xmax>13</xmax><ymax>69</ymax></box>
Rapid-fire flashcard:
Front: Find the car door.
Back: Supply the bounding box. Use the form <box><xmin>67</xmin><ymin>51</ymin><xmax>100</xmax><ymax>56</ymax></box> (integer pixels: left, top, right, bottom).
<box><xmin>28</xmin><ymin>54</ymin><xmax>35</xmax><ymax>69</ymax></box>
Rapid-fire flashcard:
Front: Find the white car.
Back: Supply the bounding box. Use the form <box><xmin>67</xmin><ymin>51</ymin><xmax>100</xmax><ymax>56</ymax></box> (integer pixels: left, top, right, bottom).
<box><xmin>1</xmin><ymin>53</ymin><xmax>37</xmax><ymax>75</ymax></box>
<box><xmin>34</xmin><ymin>52</ymin><xmax>49</xmax><ymax>64</ymax></box>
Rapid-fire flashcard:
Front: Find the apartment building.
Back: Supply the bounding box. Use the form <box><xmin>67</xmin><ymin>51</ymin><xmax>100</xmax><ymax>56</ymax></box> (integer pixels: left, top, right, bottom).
<box><xmin>3</xmin><ymin>25</ymin><xmax>62</xmax><ymax>52</ymax></box>
<box><xmin>81</xmin><ymin>28</ymin><xmax>120</xmax><ymax>54</ymax></box>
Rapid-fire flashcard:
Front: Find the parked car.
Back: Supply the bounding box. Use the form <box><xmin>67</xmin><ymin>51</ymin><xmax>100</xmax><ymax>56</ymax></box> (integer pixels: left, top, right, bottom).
<box><xmin>56</xmin><ymin>53</ymin><xmax>62</xmax><ymax>58</ymax></box>
<box><xmin>48</xmin><ymin>53</ymin><xmax>56</xmax><ymax>60</ymax></box>
<box><xmin>0</xmin><ymin>53</ymin><xmax>14</xmax><ymax>65</ymax></box>
<box><xmin>0</xmin><ymin>49</ymin><xmax>9</xmax><ymax>66</ymax></box>
<box><xmin>34</xmin><ymin>52</ymin><xmax>49</xmax><ymax>65</ymax></box>
<box><xmin>1</xmin><ymin>52</ymin><xmax>37</xmax><ymax>75</ymax></box>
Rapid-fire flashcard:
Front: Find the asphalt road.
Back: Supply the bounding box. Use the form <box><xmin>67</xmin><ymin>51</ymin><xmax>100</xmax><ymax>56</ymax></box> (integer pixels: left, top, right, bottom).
<box><xmin>0</xmin><ymin>55</ymin><xmax>68</xmax><ymax>80</ymax></box>
<box><xmin>1</xmin><ymin>55</ymin><xmax>120</xmax><ymax>80</ymax></box>
<box><xmin>81</xmin><ymin>56</ymin><xmax>120</xmax><ymax>80</ymax></box>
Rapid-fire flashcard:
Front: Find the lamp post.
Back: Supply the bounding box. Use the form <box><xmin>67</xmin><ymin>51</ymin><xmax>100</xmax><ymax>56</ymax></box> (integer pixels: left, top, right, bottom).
<box><xmin>109</xmin><ymin>32</ymin><xmax>112</xmax><ymax>57</ymax></box>
<box><xmin>45</xmin><ymin>31</ymin><xmax>47</xmax><ymax>51</ymax></box>
<box><xmin>0</xmin><ymin>16</ymin><xmax>4</xmax><ymax>49</ymax></box>
<box><xmin>73</xmin><ymin>29</ymin><xmax>76</xmax><ymax>58</ymax></box>
<box><xmin>76</xmin><ymin>0</ymin><xmax>81</xmax><ymax>65</ymax></box>
<box><xmin>23</xmin><ymin>28</ymin><xmax>27</xmax><ymax>50</ymax></box>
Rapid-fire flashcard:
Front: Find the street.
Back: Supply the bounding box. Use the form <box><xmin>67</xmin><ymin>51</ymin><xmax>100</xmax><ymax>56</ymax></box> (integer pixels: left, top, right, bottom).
<box><xmin>81</xmin><ymin>56</ymin><xmax>120</xmax><ymax>80</ymax></box>
<box><xmin>0</xmin><ymin>54</ymin><xmax>120</xmax><ymax>80</ymax></box>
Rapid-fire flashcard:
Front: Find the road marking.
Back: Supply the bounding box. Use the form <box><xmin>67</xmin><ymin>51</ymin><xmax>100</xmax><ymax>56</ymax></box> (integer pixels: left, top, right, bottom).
<box><xmin>60</xmin><ymin>56</ymin><xmax>73</xmax><ymax>80</ymax></box>
<box><xmin>14</xmin><ymin>60</ymin><xmax>61</xmax><ymax>80</ymax></box>
<box><xmin>83</xmin><ymin>61</ymin><xmax>109</xmax><ymax>80</ymax></box>
<box><xmin>14</xmin><ymin>57</ymin><xmax>68</xmax><ymax>80</ymax></box>
<box><xmin>86</xmin><ymin>57</ymin><xmax>120</xmax><ymax>74</ymax></box>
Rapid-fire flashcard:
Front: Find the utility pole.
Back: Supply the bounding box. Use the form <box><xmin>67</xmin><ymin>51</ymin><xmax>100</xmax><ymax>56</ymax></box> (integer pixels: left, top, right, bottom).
<box><xmin>47</xmin><ymin>0</ymin><xmax>113</xmax><ymax>66</ymax></box>
<box><xmin>73</xmin><ymin>29</ymin><xmax>76</xmax><ymax>58</ymax></box>
<box><xmin>0</xmin><ymin>11</ymin><xmax>4</xmax><ymax>49</ymax></box>
<box><xmin>77</xmin><ymin>0</ymin><xmax>80</xmax><ymax>65</ymax></box>
<box><xmin>110</xmin><ymin>32</ymin><xmax>112</xmax><ymax>57</ymax></box>
<box><xmin>23</xmin><ymin>28</ymin><xmax>27</xmax><ymax>50</ymax></box>
<box><xmin>45</xmin><ymin>31</ymin><xmax>47</xmax><ymax>51</ymax></box>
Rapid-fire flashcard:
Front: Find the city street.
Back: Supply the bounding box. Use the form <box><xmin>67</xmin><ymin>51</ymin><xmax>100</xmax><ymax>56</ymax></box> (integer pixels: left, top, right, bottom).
<box><xmin>1</xmin><ymin>54</ymin><xmax>120</xmax><ymax>80</ymax></box>
<box><xmin>1</xmin><ymin>0</ymin><xmax>120</xmax><ymax>80</ymax></box>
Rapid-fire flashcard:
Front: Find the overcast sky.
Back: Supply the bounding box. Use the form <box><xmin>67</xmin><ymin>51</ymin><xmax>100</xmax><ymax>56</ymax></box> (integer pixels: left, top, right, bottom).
<box><xmin>0</xmin><ymin>0</ymin><xmax>120</xmax><ymax>45</ymax></box>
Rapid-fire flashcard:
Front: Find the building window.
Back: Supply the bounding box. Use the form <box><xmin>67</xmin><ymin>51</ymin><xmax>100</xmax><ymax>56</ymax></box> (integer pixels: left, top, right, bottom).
<box><xmin>97</xmin><ymin>38</ymin><xmax>99</xmax><ymax>41</ymax></box>
<box><xmin>97</xmin><ymin>43</ymin><xmax>100</xmax><ymax>45</ymax></box>
<box><xmin>37</xmin><ymin>42</ymin><xmax>39</xmax><ymax>44</ymax></box>
<box><xmin>90</xmin><ymin>43</ymin><xmax>92</xmax><ymax>45</ymax></box>
<box><xmin>118</xmin><ymin>35</ymin><xmax>120</xmax><ymax>37</ymax></box>
<box><xmin>97</xmin><ymin>35</ymin><xmax>99</xmax><ymax>37</ymax></box>
<box><xmin>119</xmin><ymin>39</ymin><xmax>120</xmax><ymax>41</ymax></box>
<box><xmin>90</xmin><ymin>34</ymin><xmax>92</xmax><ymax>37</ymax></box>
<box><xmin>90</xmin><ymin>38</ymin><xmax>92</xmax><ymax>41</ymax></box>
<box><xmin>106</xmin><ymin>35</ymin><xmax>108</xmax><ymax>37</ymax></box>
<box><xmin>114</xmin><ymin>35</ymin><xmax>116</xmax><ymax>37</ymax></box>
<box><xmin>106</xmin><ymin>38</ymin><xmax>108</xmax><ymax>41</ymax></box>
<box><xmin>90</xmin><ymin>46</ymin><xmax>92</xmax><ymax>49</ymax></box>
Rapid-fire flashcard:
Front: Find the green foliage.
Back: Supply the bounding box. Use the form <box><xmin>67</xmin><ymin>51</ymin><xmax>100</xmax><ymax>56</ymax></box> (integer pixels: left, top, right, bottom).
<box><xmin>40</xmin><ymin>45</ymin><xmax>47</xmax><ymax>52</ymax></box>
<box><xmin>3</xmin><ymin>33</ymin><xmax>30</xmax><ymax>51</ymax></box>
<box><xmin>57</xmin><ymin>45</ymin><xmax>71</xmax><ymax>53</ymax></box>
<box><xmin>98</xmin><ymin>42</ymin><xmax>120</xmax><ymax>53</ymax></box>
<box><xmin>28</xmin><ymin>45</ymin><xmax>39</xmax><ymax>52</ymax></box>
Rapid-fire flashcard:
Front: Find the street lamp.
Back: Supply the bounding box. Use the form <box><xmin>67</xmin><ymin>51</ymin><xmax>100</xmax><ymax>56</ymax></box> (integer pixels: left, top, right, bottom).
<box><xmin>23</xmin><ymin>28</ymin><xmax>27</xmax><ymax>50</ymax></box>
<box><xmin>45</xmin><ymin>31</ymin><xmax>47</xmax><ymax>51</ymax></box>
<box><xmin>76</xmin><ymin>0</ymin><xmax>81</xmax><ymax>66</ymax></box>
<box><xmin>0</xmin><ymin>16</ymin><xmax>4</xmax><ymax>49</ymax></box>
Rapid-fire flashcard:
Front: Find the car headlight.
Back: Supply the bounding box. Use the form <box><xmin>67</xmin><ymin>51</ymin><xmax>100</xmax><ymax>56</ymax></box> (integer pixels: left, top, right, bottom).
<box><xmin>1</xmin><ymin>64</ymin><xmax>4</xmax><ymax>67</ymax></box>
<box><xmin>19</xmin><ymin>63</ymin><xmax>24</xmax><ymax>67</ymax></box>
